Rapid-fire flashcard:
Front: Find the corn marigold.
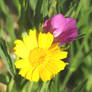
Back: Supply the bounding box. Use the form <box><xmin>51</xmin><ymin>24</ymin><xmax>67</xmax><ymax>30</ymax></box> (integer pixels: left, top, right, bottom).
<box><xmin>14</xmin><ymin>29</ymin><xmax>68</xmax><ymax>82</ymax></box>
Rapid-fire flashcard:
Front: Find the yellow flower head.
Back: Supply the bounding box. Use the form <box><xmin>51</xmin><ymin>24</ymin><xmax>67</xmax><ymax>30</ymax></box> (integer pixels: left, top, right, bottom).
<box><xmin>14</xmin><ymin>29</ymin><xmax>68</xmax><ymax>82</ymax></box>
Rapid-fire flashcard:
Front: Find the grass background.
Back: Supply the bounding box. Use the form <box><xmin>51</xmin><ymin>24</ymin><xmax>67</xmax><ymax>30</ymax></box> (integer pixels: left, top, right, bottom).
<box><xmin>0</xmin><ymin>0</ymin><xmax>92</xmax><ymax>92</ymax></box>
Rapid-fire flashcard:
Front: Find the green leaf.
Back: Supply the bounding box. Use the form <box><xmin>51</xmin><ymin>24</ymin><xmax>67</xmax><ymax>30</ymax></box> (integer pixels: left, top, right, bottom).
<box><xmin>48</xmin><ymin>0</ymin><xmax>57</xmax><ymax>17</ymax></box>
<box><xmin>0</xmin><ymin>27</ymin><xmax>5</xmax><ymax>39</ymax></box>
<box><xmin>41</xmin><ymin>0</ymin><xmax>48</xmax><ymax>17</ymax></box>
<box><xmin>0</xmin><ymin>73</ymin><xmax>10</xmax><ymax>84</ymax></box>
<box><xmin>86</xmin><ymin>75</ymin><xmax>92</xmax><ymax>91</ymax></box>
<box><xmin>34</xmin><ymin>0</ymin><xmax>43</xmax><ymax>27</ymax></box>
<box><xmin>0</xmin><ymin>39</ymin><xmax>16</xmax><ymax>76</ymax></box>
<box><xmin>0</xmin><ymin>0</ymin><xmax>8</xmax><ymax>16</ymax></box>
<box><xmin>7</xmin><ymin>78</ymin><xmax>15</xmax><ymax>92</ymax></box>
<box><xmin>30</xmin><ymin>0</ymin><xmax>38</xmax><ymax>12</ymax></box>
<box><xmin>12</xmin><ymin>0</ymin><xmax>21</xmax><ymax>17</ymax></box>
<box><xmin>5</xmin><ymin>15</ymin><xmax>16</xmax><ymax>42</ymax></box>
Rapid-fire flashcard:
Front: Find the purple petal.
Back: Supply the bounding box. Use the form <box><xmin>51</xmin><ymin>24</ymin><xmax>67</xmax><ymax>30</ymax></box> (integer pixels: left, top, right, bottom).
<box><xmin>57</xmin><ymin>29</ymin><xmax>78</xmax><ymax>44</ymax></box>
<box><xmin>43</xmin><ymin>19</ymin><xmax>53</xmax><ymax>33</ymax></box>
<box><xmin>43</xmin><ymin>14</ymin><xmax>78</xmax><ymax>44</ymax></box>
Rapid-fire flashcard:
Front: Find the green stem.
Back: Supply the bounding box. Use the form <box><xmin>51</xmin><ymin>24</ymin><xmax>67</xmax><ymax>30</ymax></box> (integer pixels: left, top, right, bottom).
<box><xmin>27</xmin><ymin>82</ymin><xmax>34</xmax><ymax>92</ymax></box>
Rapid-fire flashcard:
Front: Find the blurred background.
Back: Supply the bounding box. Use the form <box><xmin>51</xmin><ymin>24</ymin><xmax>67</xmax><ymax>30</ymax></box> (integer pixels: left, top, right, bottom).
<box><xmin>0</xmin><ymin>0</ymin><xmax>92</xmax><ymax>92</ymax></box>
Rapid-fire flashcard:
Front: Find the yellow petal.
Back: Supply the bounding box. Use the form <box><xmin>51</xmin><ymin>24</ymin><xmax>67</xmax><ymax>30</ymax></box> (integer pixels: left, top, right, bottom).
<box><xmin>14</xmin><ymin>40</ymin><xmax>29</xmax><ymax>58</ymax></box>
<box><xmin>39</xmin><ymin>66</ymin><xmax>52</xmax><ymax>82</ymax></box>
<box><xmin>19</xmin><ymin>68</ymin><xmax>29</xmax><ymax>77</ymax></box>
<box><xmin>59</xmin><ymin>51</ymin><xmax>67</xmax><ymax>59</ymax></box>
<box><xmin>46</xmin><ymin>62</ymin><xmax>58</xmax><ymax>74</ymax></box>
<box><xmin>23</xmin><ymin>29</ymin><xmax>38</xmax><ymax>50</ymax></box>
<box><xmin>31</xmin><ymin>68</ymin><xmax>39</xmax><ymax>82</ymax></box>
<box><xmin>25</xmin><ymin>66</ymin><xmax>34</xmax><ymax>80</ymax></box>
<box><xmin>14</xmin><ymin>59</ymin><xmax>30</xmax><ymax>69</ymax></box>
<box><xmin>57</xmin><ymin>60</ymin><xmax>67</xmax><ymax>70</ymax></box>
<box><xmin>38</xmin><ymin>32</ymin><xmax>54</xmax><ymax>49</ymax></box>
<box><xmin>48</xmin><ymin>60</ymin><xmax>67</xmax><ymax>73</ymax></box>
<box><xmin>49</xmin><ymin>43</ymin><xmax>68</xmax><ymax>60</ymax></box>
<box><xmin>53</xmin><ymin>51</ymin><xmax>68</xmax><ymax>60</ymax></box>
<box><xmin>25</xmin><ymin>67</ymin><xmax>39</xmax><ymax>82</ymax></box>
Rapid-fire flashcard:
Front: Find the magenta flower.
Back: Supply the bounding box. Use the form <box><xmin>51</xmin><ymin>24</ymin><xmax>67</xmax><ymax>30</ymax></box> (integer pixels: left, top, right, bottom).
<box><xmin>43</xmin><ymin>14</ymin><xmax>78</xmax><ymax>44</ymax></box>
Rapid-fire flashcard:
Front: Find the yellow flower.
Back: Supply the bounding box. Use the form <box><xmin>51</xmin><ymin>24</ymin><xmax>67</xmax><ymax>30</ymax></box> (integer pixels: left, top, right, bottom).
<box><xmin>14</xmin><ymin>29</ymin><xmax>68</xmax><ymax>82</ymax></box>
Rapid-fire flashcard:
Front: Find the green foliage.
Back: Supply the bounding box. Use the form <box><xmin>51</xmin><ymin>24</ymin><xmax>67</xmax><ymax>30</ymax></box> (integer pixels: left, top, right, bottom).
<box><xmin>0</xmin><ymin>39</ymin><xmax>16</xmax><ymax>76</ymax></box>
<box><xmin>0</xmin><ymin>0</ymin><xmax>92</xmax><ymax>92</ymax></box>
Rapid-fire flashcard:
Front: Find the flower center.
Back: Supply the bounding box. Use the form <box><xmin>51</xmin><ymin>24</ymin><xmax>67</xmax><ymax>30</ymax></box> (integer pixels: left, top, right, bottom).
<box><xmin>29</xmin><ymin>48</ymin><xmax>46</xmax><ymax>67</ymax></box>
